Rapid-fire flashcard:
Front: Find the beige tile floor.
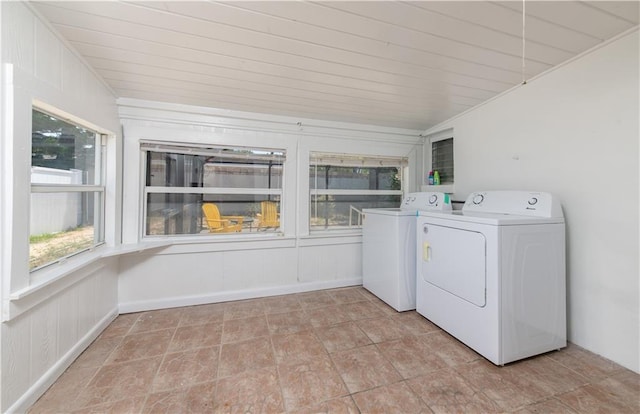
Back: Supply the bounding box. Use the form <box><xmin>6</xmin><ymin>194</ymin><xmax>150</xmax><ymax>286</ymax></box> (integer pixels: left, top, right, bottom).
<box><xmin>29</xmin><ymin>287</ymin><xmax>639</xmax><ymax>413</ymax></box>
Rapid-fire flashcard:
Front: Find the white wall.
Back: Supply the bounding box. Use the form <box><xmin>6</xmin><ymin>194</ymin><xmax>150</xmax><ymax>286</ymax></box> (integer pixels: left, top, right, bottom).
<box><xmin>117</xmin><ymin>99</ymin><xmax>423</xmax><ymax>312</ymax></box>
<box><xmin>424</xmin><ymin>29</ymin><xmax>639</xmax><ymax>372</ymax></box>
<box><xmin>0</xmin><ymin>2</ymin><xmax>121</xmax><ymax>412</ymax></box>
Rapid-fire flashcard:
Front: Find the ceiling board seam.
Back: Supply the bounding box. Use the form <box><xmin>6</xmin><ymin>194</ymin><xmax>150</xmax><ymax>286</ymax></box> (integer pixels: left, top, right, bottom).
<box><xmin>66</xmin><ymin>39</ymin><xmax>496</xmax><ymax>101</ymax></box>
<box><xmin>406</xmin><ymin>0</ymin><xmax>602</xmax><ymax>48</ymax></box>
<box><xmin>313</xmin><ymin>1</ymin><xmax>563</xmax><ymax>66</ymax></box>
<box><xmin>216</xmin><ymin>2</ymin><xmax>560</xmax><ymax>70</ymax></box>
<box><xmin>102</xmin><ymin>72</ymin><xmax>463</xmax><ymax>118</ymax></box>
<box><xmin>490</xmin><ymin>1</ymin><xmax>610</xmax><ymax>41</ymax></box>
<box><xmin>581</xmin><ymin>2</ymin><xmax>639</xmax><ymax>26</ymax></box>
<box><xmin>116</xmin><ymin>91</ymin><xmax>428</xmax><ymax>128</ymax></box>
<box><xmin>41</xmin><ymin>1</ymin><xmax>534</xmax><ymax>84</ymax></box>
<box><xmin>81</xmin><ymin>53</ymin><xmax>484</xmax><ymax>105</ymax></box>
<box><xmin>52</xmin><ymin>23</ymin><xmax>512</xmax><ymax>93</ymax></box>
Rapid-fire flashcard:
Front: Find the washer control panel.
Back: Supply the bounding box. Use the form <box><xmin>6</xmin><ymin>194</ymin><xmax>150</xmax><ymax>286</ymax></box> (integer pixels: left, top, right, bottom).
<box><xmin>401</xmin><ymin>192</ymin><xmax>452</xmax><ymax>211</ymax></box>
<box><xmin>463</xmin><ymin>191</ymin><xmax>562</xmax><ymax>218</ymax></box>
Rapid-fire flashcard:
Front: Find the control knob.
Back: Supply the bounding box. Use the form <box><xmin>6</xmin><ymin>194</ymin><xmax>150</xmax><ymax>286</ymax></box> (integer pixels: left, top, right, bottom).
<box><xmin>528</xmin><ymin>197</ymin><xmax>538</xmax><ymax>206</ymax></box>
<box><xmin>429</xmin><ymin>194</ymin><xmax>438</xmax><ymax>205</ymax></box>
<box><xmin>472</xmin><ymin>194</ymin><xmax>484</xmax><ymax>205</ymax></box>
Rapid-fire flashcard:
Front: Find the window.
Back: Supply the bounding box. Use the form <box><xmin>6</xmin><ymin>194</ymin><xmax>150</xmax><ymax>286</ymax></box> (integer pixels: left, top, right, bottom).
<box><xmin>431</xmin><ymin>137</ymin><xmax>454</xmax><ymax>184</ymax></box>
<box><xmin>309</xmin><ymin>152</ymin><xmax>405</xmax><ymax>231</ymax></box>
<box><xmin>30</xmin><ymin>109</ymin><xmax>105</xmax><ymax>270</ymax></box>
<box><xmin>142</xmin><ymin>143</ymin><xmax>285</xmax><ymax>236</ymax></box>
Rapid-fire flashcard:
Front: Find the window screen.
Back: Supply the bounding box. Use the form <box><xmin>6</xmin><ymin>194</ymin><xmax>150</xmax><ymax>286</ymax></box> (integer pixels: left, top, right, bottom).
<box><xmin>309</xmin><ymin>153</ymin><xmax>405</xmax><ymax>231</ymax></box>
<box><xmin>142</xmin><ymin>143</ymin><xmax>285</xmax><ymax>236</ymax></box>
<box><xmin>431</xmin><ymin>138</ymin><xmax>454</xmax><ymax>184</ymax></box>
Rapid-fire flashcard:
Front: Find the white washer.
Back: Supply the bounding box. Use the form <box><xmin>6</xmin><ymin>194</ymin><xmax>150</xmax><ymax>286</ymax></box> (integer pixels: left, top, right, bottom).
<box><xmin>416</xmin><ymin>191</ymin><xmax>566</xmax><ymax>365</ymax></box>
<box><xmin>363</xmin><ymin>192</ymin><xmax>451</xmax><ymax>311</ymax></box>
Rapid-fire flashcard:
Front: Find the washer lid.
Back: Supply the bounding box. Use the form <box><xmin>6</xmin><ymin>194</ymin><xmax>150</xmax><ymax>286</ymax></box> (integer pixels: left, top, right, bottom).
<box><xmin>362</xmin><ymin>208</ymin><xmax>417</xmax><ymax>216</ymax></box>
<box><xmin>418</xmin><ymin>210</ymin><xmax>564</xmax><ymax>225</ymax></box>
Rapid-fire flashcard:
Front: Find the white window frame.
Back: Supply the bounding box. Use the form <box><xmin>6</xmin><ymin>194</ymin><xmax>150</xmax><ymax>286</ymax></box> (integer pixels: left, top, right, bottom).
<box><xmin>309</xmin><ymin>152</ymin><xmax>406</xmax><ymax>233</ymax></box>
<box><xmin>30</xmin><ymin>108</ymin><xmax>107</xmax><ymax>272</ymax></box>
<box><xmin>425</xmin><ymin>128</ymin><xmax>454</xmax><ymax>189</ymax></box>
<box><xmin>141</xmin><ymin>141</ymin><xmax>286</xmax><ymax>239</ymax></box>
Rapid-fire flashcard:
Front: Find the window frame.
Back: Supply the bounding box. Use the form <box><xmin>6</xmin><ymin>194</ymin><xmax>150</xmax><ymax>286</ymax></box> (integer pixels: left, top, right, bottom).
<box><xmin>140</xmin><ymin>141</ymin><xmax>286</xmax><ymax>239</ymax></box>
<box><xmin>426</xmin><ymin>128</ymin><xmax>454</xmax><ymax>186</ymax></box>
<box><xmin>309</xmin><ymin>152</ymin><xmax>406</xmax><ymax>233</ymax></box>
<box><xmin>29</xmin><ymin>108</ymin><xmax>107</xmax><ymax>272</ymax></box>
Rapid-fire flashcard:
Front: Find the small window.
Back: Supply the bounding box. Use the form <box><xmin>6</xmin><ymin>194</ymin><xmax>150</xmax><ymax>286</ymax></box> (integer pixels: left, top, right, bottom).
<box><xmin>143</xmin><ymin>143</ymin><xmax>285</xmax><ymax>236</ymax></box>
<box><xmin>30</xmin><ymin>109</ymin><xmax>105</xmax><ymax>270</ymax></box>
<box><xmin>431</xmin><ymin>137</ymin><xmax>454</xmax><ymax>184</ymax></box>
<box><xmin>309</xmin><ymin>152</ymin><xmax>405</xmax><ymax>231</ymax></box>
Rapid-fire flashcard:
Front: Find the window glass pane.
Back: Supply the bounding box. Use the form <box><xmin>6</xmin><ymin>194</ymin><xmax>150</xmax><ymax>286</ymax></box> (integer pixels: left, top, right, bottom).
<box><xmin>309</xmin><ymin>153</ymin><xmax>404</xmax><ymax>231</ymax></box>
<box><xmin>32</xmin><ymin>109</ymin><xmax>100</xmax><ymax>185</ymax></box>
<box><xmin>146</xmin><ymin>150</ymin><xmax>284</xmax><ymax>189</ymax></box>
<box><xmin>30</xmin><ymin>108</ymin><xmax>104</xmax><ymax>272</ymax></box>
<box><xmin>431</xmin><ymin>138</ymin><xmax>454</xmax><ymax>184</ymax></box>
<box><xmin>205</xmin><ymin>163</ymin><xmax>283</xmax><ymax>189</ymax></box>
<box><xmin>143</xmin><ymin>144</ymin><xmax>285</xmax><ymax>238</ymax></box>
<box><xmin>29</xmin><ymin>191</ymin><xmax>102</xmax><ymax>270</ymax></box>
<box><xmin>310</xmin><ymin>194</ymin><xmax>401</xmax><ymax>230</ymax></box>
<box><xmin>146</xmin><ymin>193</ymin><xmax>280</xmax><ymax>235</ymax></box>
<box><xmin>310</xmin><ymin>166</ymin><xmax>401</xmax><ymax>191</ymax></box>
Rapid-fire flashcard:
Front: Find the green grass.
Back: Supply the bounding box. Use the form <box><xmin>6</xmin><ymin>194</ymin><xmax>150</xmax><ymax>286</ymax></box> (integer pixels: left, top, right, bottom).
<box><xmin>29</xmin><ymin>232</ymin><xmax>59</xmax><ymax>243</ymax></box>
<box><xmin>29</xmin><ymin>226</ymin><xmax>95</xmax><ymax>270</ymax></box>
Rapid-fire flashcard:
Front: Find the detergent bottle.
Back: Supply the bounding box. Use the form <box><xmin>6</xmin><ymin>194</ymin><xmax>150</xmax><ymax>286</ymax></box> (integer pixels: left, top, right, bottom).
<box><xmin>428</xmin><ymin>170</ymin><xmax>434</xmax><ymax>185</ymax></box>
<box><xmin>433</xmin><ymin>170</ymin><xmax>440</xmax><ymax>185</ymax></box>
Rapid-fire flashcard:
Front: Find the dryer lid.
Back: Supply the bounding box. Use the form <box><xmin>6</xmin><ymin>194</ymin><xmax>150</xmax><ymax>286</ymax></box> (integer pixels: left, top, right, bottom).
<box><xmin>462</xmin><ymin>191</ymin><xmax>563</xmax><ymax>218</ymax></box>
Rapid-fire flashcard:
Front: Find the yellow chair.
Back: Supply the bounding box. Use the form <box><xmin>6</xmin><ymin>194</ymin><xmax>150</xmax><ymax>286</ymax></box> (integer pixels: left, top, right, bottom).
<box><xmin>202</xmin><ymin>203</ymin><xmax>244</xmax><ymax>233</ymax></box>
<box><xmin>256</xmin><ymin>201</ymin><xmax>280</xmax><ymax>230</ymax></box>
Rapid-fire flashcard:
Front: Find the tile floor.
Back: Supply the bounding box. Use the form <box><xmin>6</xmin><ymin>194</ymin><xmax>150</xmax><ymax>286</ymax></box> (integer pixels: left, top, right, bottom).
<box><xmin>29</xmin><ymin>287</ymin><xmax>639</xmax><ymax>413</ymax></box>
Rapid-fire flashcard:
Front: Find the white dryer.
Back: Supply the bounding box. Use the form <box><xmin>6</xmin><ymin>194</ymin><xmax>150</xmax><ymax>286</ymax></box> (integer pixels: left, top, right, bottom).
<box><xmin>416</xmin><ymin>191</ymin><xmax>566</xmax><ymax>365</ymax></box>
<box><xmin>363</xmin><ymin>192</ymin><xmax>451</xmax><ymax>311</ymax></box>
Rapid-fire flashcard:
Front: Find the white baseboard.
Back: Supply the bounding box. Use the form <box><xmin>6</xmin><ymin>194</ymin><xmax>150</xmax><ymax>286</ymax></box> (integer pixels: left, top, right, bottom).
<box><xmin>119</xmin><ymin>278</ymin><xmax>363</xmax><ymax>314</ymax></box>
<box><xmin>7</xmin><ymin>308</ymin><xmax>119</xmax><ymax>414</ymax></box>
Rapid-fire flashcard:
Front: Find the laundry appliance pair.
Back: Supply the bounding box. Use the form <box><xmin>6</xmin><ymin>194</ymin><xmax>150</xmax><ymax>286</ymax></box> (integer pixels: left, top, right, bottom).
<box><xmin>364</xmin><ymin>190</ymin><xmax>566</xmax><ymax>366</ymax></box>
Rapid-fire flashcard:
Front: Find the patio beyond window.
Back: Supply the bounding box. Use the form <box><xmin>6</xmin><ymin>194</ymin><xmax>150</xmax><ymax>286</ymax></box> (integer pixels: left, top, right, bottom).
<box><xmin>143</xmin><ymin>143</ymin><xmax>285</xmax><ymax>237</ymax></box>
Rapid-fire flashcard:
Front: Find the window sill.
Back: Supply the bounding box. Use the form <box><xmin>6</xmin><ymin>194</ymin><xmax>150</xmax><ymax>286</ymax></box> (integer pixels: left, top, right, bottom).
<box><xmin>304</xmin><ymin>229</ymin><xmax>362</xmax><ymax>238</ymax></box>
<box><xmin>9</xmin><ymin>242</ymin><xmax>171</xmax><ymax>311</ymax></box>
<box><xmin>140</xmin><ymin>233</ymin><xmax>296</xmax><ymax>254</ymax></box>
<box><xmin>143</xmin><ymin>231</ymin><xmax>288</xmax><ymax>244</ymax></box>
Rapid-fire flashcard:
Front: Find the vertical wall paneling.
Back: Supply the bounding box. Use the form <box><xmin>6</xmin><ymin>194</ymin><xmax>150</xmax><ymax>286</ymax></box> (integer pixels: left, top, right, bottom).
<box><xmin>0</xmin><ymin>13</ymin><xmax>3</xmax><ymax>408</ymax></box>
<box><xmin>3</xmin><ymin>264</ymin><xmax>120</xmax><ymax>413</ymax></box>
<box><xmin>1</xmin><ymin>318</ymin><xmax>30</xmax><ymax>409</ymax></box>
<box><xmin>29</xmin><ymin>299</ymin><xmax>58</xmax><ymax>386</ymax></box>
<box><xmin>1</xmin><ymin>2</ymin><xmax>120</xmax><ymax>412</ymax></box>
<box><xmin>1</xmin><ymin>2</ymin><xmax>34</xmax><ymax>73</ymax></box>
<box><xmin>57</xmin><ymin>286</ymin><xmax>79</xmax><ymax>362</ymax></box>
<box><xmin>34</xmin><ymin>18</ymin><xmax>62</xmax><ymax>88</ymax></box>
<box><xmin>61</xmin><ymin>47</ymin><xmax>83</xmax><ymax>100</ymax></box>
<box><xmin>76</xmin><ymin>274</ymin><xmax>98</xmax><ymax>338</ymax></box>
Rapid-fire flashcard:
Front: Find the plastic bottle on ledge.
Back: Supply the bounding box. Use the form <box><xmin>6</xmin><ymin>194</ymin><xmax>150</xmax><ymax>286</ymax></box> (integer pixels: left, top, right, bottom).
<box><xmin>433</xmin><ymin>171</ymin><xmax>440</xmax><ymax>185</ymax></box>
<box><xmin>428</xmin><ymin>170</ymin><xmax>434</xmax><ymax>185</ymax></box>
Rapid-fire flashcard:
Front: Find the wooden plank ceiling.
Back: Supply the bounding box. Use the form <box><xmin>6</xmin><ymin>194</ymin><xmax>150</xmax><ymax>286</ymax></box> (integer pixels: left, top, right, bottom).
<box><xmin>33</xmin><ymin>1</ymin><xmax>639</xmax><ymax>130</ymax></box>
